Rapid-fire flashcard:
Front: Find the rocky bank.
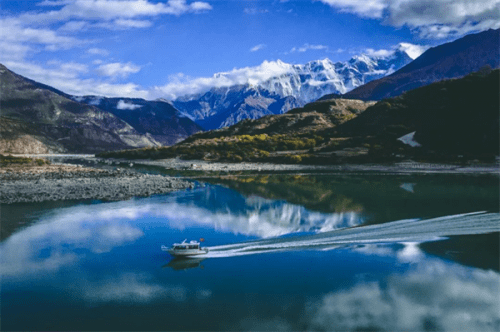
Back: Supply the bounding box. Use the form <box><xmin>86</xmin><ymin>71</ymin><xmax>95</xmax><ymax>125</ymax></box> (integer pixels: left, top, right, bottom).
<box><xmin>0</xmin><ymin>164</ymin><xmax>194</xmax><ymax>204</ymax></box>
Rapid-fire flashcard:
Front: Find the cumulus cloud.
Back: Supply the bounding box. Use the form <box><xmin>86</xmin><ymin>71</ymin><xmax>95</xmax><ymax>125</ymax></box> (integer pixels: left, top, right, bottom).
<box><xmin>0</xmin><ymin>17</ymin><xmax>87</xmax><ymax>52</ymax></box>
<box><xmin>150</xmin><ymin>60</ymin><xmax>295</xmax><ymax>99</ymax></box>
<box><xmin>0</xmin><ymin>1</ymin><xmax>213</xmax><ymax>98</ymax></box>
<box><xmin>319</xmin><ymin>0</ymin><xmax>500</xmax><ymax>39</ymax></box>
<box><xmin>319</xmin><ymin>0</ymin><xmax>387</xmax><ymax>18</ymax></box>
<box><xmin>113</xmin><ymin>18</ymin><xmax>153</xmax><ymax>28</ymax></box>
<box><xmin>250</xmin><ymin>44</ymin><xmax>266</xmax><ymax>52</ymax></box>
<box><xmin>0</xmin><ymin>40</ymin><xmax>32</xmax><ymax>60</ymax></box>
<box><xmin>24</xmin><ymin>0</ymin><xmax>212</xmax><ymax>25</ymax></box>
<box><xmin>96</xmin><ymin>62</ymin><xmax>141</xmax><ymax>79</ymax></box>
<box><xmin>3</xmin><ymin>60</ymin><xmax>149</xmax><ymax>98</ymax></box>
<box><xmin>117</xmin><ymin>100</ymin><xmax>142</xmax><ymax>110</ymax></box>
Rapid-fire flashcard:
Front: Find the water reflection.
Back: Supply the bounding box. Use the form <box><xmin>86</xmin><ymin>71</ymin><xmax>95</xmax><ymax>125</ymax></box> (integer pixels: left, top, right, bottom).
<box><xmin>164</xmin><ymin>257</ymin><xmax>206</xmax><ymax>271</ymax></box>
<box><xmin>0</xmin><ymin>209</ymin><xmax>143</xmax><ymax>277</ymax></box>
<box><xmin>304</xmin><ymin>258</ymin><xmax>500</xmax><ymax>332</ymax></box>
<box><xmin>2</xmin><ymin>181</ymin><xmax>499</xmax><ymax>331</ymax></box>
<box><xmin>0</xmin><ymin>185</ymin><xmax>363</xmax><ymax>279</ymax></box>
<box><xmin>203</xmin><ymin>174</ymin><xmax>499</xmax><ymax>223</ymax></box>
<box><xmin>80</xmin><ymin>273</ymin><xmax>188</xmax><ymax>303</ymax></box>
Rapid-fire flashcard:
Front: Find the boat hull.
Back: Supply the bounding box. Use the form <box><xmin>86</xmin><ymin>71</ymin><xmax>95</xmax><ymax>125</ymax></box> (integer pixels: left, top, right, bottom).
<box><xmin>168</xmin><ymin>248</ymin><xmax>209</xmax><ymax>257</ymax></box>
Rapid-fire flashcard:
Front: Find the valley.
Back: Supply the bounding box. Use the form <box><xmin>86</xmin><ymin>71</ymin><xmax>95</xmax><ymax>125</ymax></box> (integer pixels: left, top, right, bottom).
<box><xmin>98</xmin><ymin>68</ymin><xmax>500</xmax><ymax>165</ymax></box>
<box><xmin>2</xmin><ymin>4</ymin><xmax>500</xmax><ymax>330</ymax></box>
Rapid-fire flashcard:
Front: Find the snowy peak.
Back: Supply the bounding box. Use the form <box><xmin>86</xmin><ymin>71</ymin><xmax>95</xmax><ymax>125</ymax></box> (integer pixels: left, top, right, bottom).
<box><xmin>172</xmin><ymin>50</ymin><xmax>414</xmax><ymax>130</ymax></box>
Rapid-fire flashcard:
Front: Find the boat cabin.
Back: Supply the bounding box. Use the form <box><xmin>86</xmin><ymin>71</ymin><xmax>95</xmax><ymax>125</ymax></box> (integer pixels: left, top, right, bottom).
<box><xmin>162</xmin><ymin>239</ymin><xmax>208</xmax><ymax>257</ymax></box>
<box><xmin>172</xmin><ymin>240</ymin><xmax>201</xmax><ymax>250</ymax></box>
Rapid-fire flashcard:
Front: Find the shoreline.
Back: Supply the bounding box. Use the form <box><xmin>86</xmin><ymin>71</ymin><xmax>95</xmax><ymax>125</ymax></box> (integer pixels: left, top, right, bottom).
<box><xmin>10</xmin><ymin>154</ymin><xmax>499</xmax><ymax>175</ymax></box>
<box><xmin>0</xmin><ymin>163</ymin><xmax>194</xmax><ymax>204</ymax></box>
<box><xmin>1</xmin><ymin>155</ymin><xmax>497</xmax><ymax>204</ymax></box>
<box><xmin>128</xmin><ymin>158</ymin><xmax>499</xmax><ymax>175</ymax></box>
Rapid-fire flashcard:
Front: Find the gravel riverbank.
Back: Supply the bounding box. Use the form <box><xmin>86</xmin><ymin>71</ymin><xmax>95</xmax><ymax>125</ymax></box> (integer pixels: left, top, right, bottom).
<box><xmin>0</xmin><ymin>164</ymin><xmax>194</xmax><ymax>204</ymax></box>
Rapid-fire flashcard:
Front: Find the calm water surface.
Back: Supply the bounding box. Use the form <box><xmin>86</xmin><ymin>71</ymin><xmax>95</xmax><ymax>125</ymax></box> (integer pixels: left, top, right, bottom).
<box><xmin>1</xmin><ymin>174</ymin><xmax>499</xmax><ymax>331</ymax></box>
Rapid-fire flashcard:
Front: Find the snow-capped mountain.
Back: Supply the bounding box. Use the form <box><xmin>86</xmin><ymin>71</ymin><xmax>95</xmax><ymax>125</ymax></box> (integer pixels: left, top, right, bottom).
<box><xmin>173</xmin><ymin>48</ymin><xmax>413</xmax><ymax>130</ymax></box>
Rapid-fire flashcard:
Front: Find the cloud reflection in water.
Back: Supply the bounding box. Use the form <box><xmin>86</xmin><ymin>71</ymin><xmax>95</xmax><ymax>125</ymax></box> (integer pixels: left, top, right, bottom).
<box><xmin>307</xmin><ymin>259</ymin><xmax>500</xmax><ymax>331</ymax></box>
<box><xmin>80</xmin><ymin>273</ymin><xmax>187</xmax><ymax>303</ymax></box>
<box><xmin>1</xmin><ymin>188</ymin><xmax>362</xmax><ymax>278</ymax></box>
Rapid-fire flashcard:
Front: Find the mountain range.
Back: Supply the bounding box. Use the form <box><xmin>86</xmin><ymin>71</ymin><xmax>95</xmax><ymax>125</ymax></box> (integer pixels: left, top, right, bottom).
<box><xmin>323</xmin><ymin>29</ymin><xmax>500</xmax><ymax>101</ymax></box>
<box><xmin>2</xmin><ymin>29</ymin><xmax>499</xmax><ymax>156</ymax></box>
<box><xmin>71</xmin><ymin>96</ymin><xmax>201</xmax><ymax>146</ymax></box>
<box><xmin>173</xmin><ymin>47</ymin><xmax>414</xmax><ymax>130</ymax></box>
<box><xmin>0</xmin><ymin>64</ymin><xmax>201</xmax><ymax>154</ymax></box>
<box><xmin>103</xmin><ymin>68</ymin><xmax>499</xmax><ymax>163</ymax></box>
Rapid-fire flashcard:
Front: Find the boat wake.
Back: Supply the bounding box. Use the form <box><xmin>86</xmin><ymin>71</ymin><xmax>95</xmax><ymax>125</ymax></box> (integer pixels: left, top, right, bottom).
<box><xmin>204</xmin><ymin>212</ymin><xmax>500</xmax><ymax>258</ymax></box>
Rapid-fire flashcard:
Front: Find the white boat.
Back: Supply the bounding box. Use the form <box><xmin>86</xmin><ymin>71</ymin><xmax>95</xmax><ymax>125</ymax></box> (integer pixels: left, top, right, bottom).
<box><xmin>161</xmin><ymin>239</ymin><xmax>209</xmax><ymax>257</ymax></box>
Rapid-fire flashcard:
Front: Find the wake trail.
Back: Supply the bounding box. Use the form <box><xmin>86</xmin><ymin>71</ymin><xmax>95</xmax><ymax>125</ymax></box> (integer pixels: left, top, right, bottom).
<box><xmin>204</xmin><ymin>212</ymin><xmax>500</xmax><ymax>258</ymax></box>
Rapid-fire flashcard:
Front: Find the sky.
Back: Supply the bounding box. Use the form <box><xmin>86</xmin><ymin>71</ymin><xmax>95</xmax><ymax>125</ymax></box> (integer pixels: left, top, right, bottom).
<box><xmin>1</xmin><ymin>0</ymin><xmax>499</xmax><ymax>100</ymax></box>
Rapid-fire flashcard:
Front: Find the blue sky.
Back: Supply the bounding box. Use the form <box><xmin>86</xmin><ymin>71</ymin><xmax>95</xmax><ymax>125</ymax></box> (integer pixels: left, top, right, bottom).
<box><xmin>1</xmin><ymin>0</ymin><xmax>499</xmax><ymax>99</ymax></box>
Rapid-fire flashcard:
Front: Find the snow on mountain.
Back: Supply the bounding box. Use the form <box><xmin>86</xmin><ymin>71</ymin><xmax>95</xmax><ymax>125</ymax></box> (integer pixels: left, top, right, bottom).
<box><xmin>173</xmin><ymin>48</ymin><xmax>413</xmax><ymax>130</ymax></box>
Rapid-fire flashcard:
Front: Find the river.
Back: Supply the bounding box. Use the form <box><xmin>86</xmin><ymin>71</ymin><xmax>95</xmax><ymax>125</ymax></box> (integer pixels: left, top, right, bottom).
<box><xmin>1</xmin><ymin>173</ymin><xmax>499</xmax><ymax>331</ymax></box>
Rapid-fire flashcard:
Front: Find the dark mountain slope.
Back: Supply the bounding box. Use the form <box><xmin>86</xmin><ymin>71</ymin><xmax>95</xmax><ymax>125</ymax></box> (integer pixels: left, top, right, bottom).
<box><xmin>74</xmin><ymin>97</ymin><xmax>202</xmax><ymax>145</ymax></box>
<box><xmin>321</xmin><ymin>29</ymin><xmax>500</xmax><ymax>101</ymax></box>
<box><xmin>337</xmin><ymin>69</ymin><xmax>500</xmax><ymax>155</ymax></box>
<box><xmin>0</xmin><ymin>64</ymin><xmax>159</xmax><ymax>153</ymax></box>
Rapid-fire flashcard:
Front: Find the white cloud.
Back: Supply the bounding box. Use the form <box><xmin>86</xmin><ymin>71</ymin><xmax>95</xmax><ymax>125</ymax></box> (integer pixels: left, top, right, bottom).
<box><xmin>86</xmin><ymin>47</ymin><xmax>110</xmax><ymax>56</ymax></box>
<box><xmin>96</xmin><ymin>62</ymin><xmax>141</xmax><ymax>79</ymax></box>
<box><xmin>57</xmin><ymin>20</ymin><xmax>88</xmax><ymax>32</ymax></box>
<box><xmin>319</xmin><ymin>0</ymin><xmax>500</xmax><ymax>39</ymax></box>
<box><xmin>113</xmin><ymin>18</ymin><xmax>153</xmax><ymax>28</ymax></box>
<box><xmin>190</xmin><ymin>1</ymin><xmax>213</xmax><ymax>12</ymax></box>
<box><xmin>3</xmin><ymin>60</ymin><xmax>149</xmax><ymax>98</ymax></box>
<box><xmin>22</xmin><ymin>0</ymin><xmax>212</xmax><ymax>26</ymax></box>
<box><xmin>150</xmin><ymin>60</ymin><xmax>295</xmax><ymax>99</ymax></box>
<box><xmin>364</xmin><ymin>42</ymin><xmax>429</xmax><ymax>59</ymax></box>
<box><xmin>0</xmin><ymin>1</ymin><xmax>213</xmax><ymax>99</ymax></box>
<box><xmin>397</xmin><ymin>42</ymin><xmax>429</xmax><ymax>59</ymax></box>
<box><xmin>0</xmin><ymin>40</ymin><xmax>32</xmax><ymax>60</ymax></box>
<box><xmin>0</xmin><ymin>18</ymin><xmax>86</xmax><ymax>52</ymax></box>
<box><xmin>250</xmin><ymin>44</ymin><xmax>266</xmax><ymax>52</ymax></box>
<box><xmin>117</xmin><ymin>100</ymin><xmax>142</xmax><ymax>110</ymax></box>
<box><xmin>319</xmin><ymin>0</ymin><xmax>387</xmax><ymax>18</ymax></box>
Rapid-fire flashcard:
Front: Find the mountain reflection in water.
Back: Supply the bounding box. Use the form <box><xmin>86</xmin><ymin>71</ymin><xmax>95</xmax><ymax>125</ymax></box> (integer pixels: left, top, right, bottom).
<box><xmin>1</xmin><ymin>177</ymin><xmax>499</xmax><ymax>331</ymax></box>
